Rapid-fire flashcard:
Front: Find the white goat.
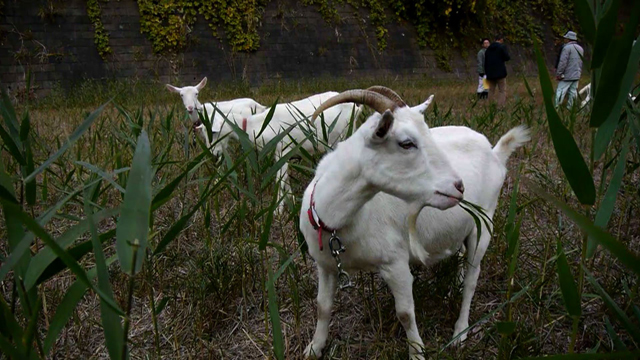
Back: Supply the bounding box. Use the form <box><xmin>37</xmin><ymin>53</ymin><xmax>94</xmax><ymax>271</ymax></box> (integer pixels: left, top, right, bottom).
<box><xmin>579</xmin><ymin>83</ymin><xmax>591</xmax><ymax>108</ymax></box>
<box><xmin>206</xmin><ymin>91</ymin><xmax>345</xmax><ymax>155</ymax></box>
<box><xmin>206</xmin><ymin>90</ymin><xmax>433</xmax><ymax>156</ymax></box>
<box><xmin>579</xmin><ymin>83</ymin><xmax>637</xmax><ymax>108</ymax></box>
<box><xmin>203</xmin><ymin>91</ymin><xmax>360</xmax><ymax>213</ymax></box>
<box><xmin>165</xmin><ymin>77</ymin><xmax>267</xmax><ymax>134</ymax></box>
<box><xmin>299</xmin><ymin>88</ymin><xmax>529</xmax><ymax>359</ymax></box>
<box><xmin>206</xmin><ymin>89</ymin><xmax>434</xmax><ymax>214</ymax></box>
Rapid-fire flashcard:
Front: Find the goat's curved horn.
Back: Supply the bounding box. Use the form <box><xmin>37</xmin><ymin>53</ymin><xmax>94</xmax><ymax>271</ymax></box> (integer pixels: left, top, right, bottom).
<box><xmin>312</xmin><ymin>90</ymin><xmax>396</xmax><ymax>120</ymax></box>
<box><xmin>366</xmin><ymin>86</ymin><xmax>407</xmax><ymax>107</ymax></box>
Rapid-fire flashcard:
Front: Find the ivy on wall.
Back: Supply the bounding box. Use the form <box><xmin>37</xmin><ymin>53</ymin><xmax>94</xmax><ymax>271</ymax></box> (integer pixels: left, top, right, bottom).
<box><xmin>8</xmin><ymin>0</ymin><xmax>575</xmax><ymax>70</ymax></box>
<box><xmin>303</xmin><ymin>0</ymin><xmax>389</xmax><ymax>50</ymax></box>
<box><xmin>200</xmin><ymin>0</ymin><xmax>266</xmax><ymax>52</ymax></box>
<box><xmin>360</xmin><ymin>0</ymin><xmax>388</xmax><ymax>51</ymax></box>
<box><xmin>136</xmin><ymin>0</ymin><xmax>199</xmax><ymax>54</ymax></box>
<box><xmin>302</xmin><ymin>0</ymin><xmax>339</xmax><ymax>24</ymax></box>
<box><xmin>306</xmin><ymin>0</ymin><xmax>575</xmax><ymax>71</ymax></box>
<box><xmin>86</xmin><ymin>0</ymin><xmax>112</xmax><ymax>60</ymax></box>
<box><xmin>136</xmin><ymin>0</ymin><xmax>266</xmax><ymax>54</ymax></box>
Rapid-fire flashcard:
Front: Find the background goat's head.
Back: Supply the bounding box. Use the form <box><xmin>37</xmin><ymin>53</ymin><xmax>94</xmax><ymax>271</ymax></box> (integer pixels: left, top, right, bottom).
<box><xmin>314</xmin><ymin>88</ymin><xmax>464</xmax><ymax>212</ymax></box>
<box><xmin>166</xmin><ymin>77</ymin><xmax>207</xmax><ymax>119</ymax></box>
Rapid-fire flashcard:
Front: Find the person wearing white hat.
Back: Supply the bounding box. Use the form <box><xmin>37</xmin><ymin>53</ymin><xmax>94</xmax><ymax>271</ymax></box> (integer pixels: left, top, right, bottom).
<box><xmin>555</xmin><ymin>31</ymin><xmax>584</xmax><ymax>109</ymax></box>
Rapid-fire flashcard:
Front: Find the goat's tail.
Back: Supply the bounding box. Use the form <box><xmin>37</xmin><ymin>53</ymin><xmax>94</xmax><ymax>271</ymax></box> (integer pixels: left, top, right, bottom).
<box><xmin>492</xmin><ymin>126</ymin><xmax>530</xmax><ymax>165</ymax></box>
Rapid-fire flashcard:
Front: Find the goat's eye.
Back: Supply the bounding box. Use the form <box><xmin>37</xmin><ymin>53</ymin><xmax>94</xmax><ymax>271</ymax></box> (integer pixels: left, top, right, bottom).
<box><xmin>399</xmin><ymin>140</ymin><xmax>416</xmax><ymax>149</ymax></box>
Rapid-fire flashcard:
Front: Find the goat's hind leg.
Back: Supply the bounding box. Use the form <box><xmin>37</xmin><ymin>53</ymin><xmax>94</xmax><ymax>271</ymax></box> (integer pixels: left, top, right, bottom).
<box><xmin>380</xmin><ymin>262</ymin><xmax>426</xmax><ymax>360</ymax></box>
<box><xmin>453</xmin><ymin>226</ymin><xmax>491</xmax><ymax>344</ymax></box>
<box><xmin>304</xmin><ymin>265</ymin><xmax>337</xmax><ymax>359</ymax></box>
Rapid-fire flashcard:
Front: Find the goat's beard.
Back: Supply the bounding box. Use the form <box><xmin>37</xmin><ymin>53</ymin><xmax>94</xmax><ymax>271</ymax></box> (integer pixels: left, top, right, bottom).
<box><xmin>407</xmin><ymin>204</ymin><xmax>430</xmax><ymax>265</ymax></box>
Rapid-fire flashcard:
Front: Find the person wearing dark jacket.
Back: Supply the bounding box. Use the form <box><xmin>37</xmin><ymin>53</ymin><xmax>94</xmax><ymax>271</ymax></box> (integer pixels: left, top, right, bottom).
<box><xmin>484</xmin><ymin>35</ymin><xmax>511</xmax><ymax>106</ymax></box>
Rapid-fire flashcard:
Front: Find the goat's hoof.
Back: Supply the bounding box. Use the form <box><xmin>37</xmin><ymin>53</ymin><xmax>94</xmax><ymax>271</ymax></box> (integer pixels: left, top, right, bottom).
<box><xmin>451</xmin><ymin>329</ymin><xmax>468</xmax><ymax>346</ymax></box>
<box><xmin>303</xmin><ymin>342</ymin><xmax>323</xmax><ymax>359</ymax></box>
<box><xmin>409</xmin><ymin>343</ymin><xmax>426</xmax><ymax>360</ymax></box>
<box><xmin>274</xmin><ymin>206</ymin><xmax>286</xmax><ymax>218</ymax></box>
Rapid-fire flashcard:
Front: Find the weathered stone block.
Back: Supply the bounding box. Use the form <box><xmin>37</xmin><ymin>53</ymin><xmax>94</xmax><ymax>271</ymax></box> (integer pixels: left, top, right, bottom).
<box><xmin>0</xmin><ymin>0</ymin><xmax>549</xmax><ymax>97</ymax></box>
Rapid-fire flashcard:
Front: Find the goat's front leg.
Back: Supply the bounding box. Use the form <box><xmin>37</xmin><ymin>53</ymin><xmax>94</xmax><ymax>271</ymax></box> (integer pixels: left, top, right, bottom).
<box><xmin>200</xmin><ymin>127</ymin><xmax>211</xmax><ymax>149</ymax></box>
<box><xmin>453</xmin><ymin>227</ymin><xmax>491</xmax><ymax>344</ymax></box>
<box><xmin>275</xmin><ymin>159</ymin><xmax>291</xmax><ymax>216</ymax></box>
<box><xmin>448</xmin><ymin>243</ymin><xmax>466</xmax><ymax>299</ymax></box>
<box><xmin>304</xmin><ymin>265</ymin><xmax>337</xmax><ymax>359</ymax></box>
<box><xmin>380</xmin><ymin>262</ymin><xmax>425</xmax><ymax>360</ymax></box>
<box><xmin>193</xmin><ymin>125</ymin><xmax>210</xmax><ymax>149</ymax></box>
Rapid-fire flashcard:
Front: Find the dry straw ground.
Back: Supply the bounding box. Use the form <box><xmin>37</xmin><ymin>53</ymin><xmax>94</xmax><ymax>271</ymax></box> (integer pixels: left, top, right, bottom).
<box><xmin>1</xmin><ymin>75</ymin><xmax>638</xmax><ymax>359</ymax></box>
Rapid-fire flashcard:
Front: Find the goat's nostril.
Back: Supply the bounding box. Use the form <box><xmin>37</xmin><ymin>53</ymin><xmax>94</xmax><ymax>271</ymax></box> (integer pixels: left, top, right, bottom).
<box><xmin>454</xmin><ymin>180</ymin><xmax>465</xmax><ymax>194</ymax></box>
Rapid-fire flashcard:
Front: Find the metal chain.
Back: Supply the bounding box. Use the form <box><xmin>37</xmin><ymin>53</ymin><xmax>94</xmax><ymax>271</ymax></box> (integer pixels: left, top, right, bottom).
<box><xmin>329</xmin><ymin>230</ymin><xmax>353</xmax><ymax>290</ymax></box>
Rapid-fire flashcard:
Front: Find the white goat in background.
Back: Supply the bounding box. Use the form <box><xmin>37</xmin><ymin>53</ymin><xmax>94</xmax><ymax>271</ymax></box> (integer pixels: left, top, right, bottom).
<box><xmin>579</xmin><ymin>83</ymin><xmax>637</xmax><ymax>108</ymax></box>
<box><xmin>206</xmin><ymin>91</ymin><xmax>346</xmax><ymax>156</ymax></box>
<box><xmin>579</xmin><ymin>83</ymin><xmax>591</xmax><ymax>107</ymax></box>
<box><xmin>299</xmin><ymin>88</ymin><xmax>529</xmax><ymax>359</ymax></box>
<box><xmin>205</xmin><ymin>88</ymin><xmax>435</xmax><ymax>214</ymax></box>
<box><xmin>205</xmin><ymin>90</ymin><xmax>434</xmax><ymax>158</ymax></box>
<box><xmin>165</xmin><ymin>76</ymin><xmax>267</xmax><ymax>134</ymax></box>
<box><xmin>206</xmin><ymin>91</ymin><xmax>360</xmax><ymax>214</ymax></box>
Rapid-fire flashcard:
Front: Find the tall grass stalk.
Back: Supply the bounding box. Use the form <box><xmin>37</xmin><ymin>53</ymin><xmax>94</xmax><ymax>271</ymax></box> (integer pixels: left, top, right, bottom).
<box><xmin>1</xmin><ymin>29</ymin><xmax>639</xmax><ymax>357</ymax></box>
<box><xmin>122</xmin><ymin>239</ymin><xmax>140</xmax><ymax>360</ymax></box>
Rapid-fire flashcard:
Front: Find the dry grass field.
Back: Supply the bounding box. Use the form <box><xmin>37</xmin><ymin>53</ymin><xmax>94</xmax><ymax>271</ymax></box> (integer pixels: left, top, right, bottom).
<box><xmin>1</xmin><ymin>73</ymin><xmax>639</xmax><ymax>359</ymax></box>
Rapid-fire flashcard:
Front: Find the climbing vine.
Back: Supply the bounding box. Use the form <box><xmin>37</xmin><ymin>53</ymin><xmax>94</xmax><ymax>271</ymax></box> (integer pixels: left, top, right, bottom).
<box><xmin>136</xmin><ymin>0</ymin><xmax>199</xmax><ymax>54</ymax></box>
<box><xmin>362</xmin><ymin>0</ymin><xmax>388</xmax><ymax>51</ymax></box>
<box><xmin>86</xmin><ymin>0</ymin><xmax>112</xmax><ymax>60</ymax></box>
<box><xmin>302</xmin><ymin>0</ymin><xmax>340</xmax><ymax>24</ymax></box>
<box><xmin>305</xmin><ymin>0</ymin><xmax>575</xmax><ymax>70</ymax></box>
<box><xmin>302</xmin><ymin>0</ymin><xmax>389</xmax><ymax>51</ymax></box>
<box><xmin>7</xmin><ymin>0</ymin><xmax>575</xmax><ymax>69</ymax></box>
<box><xmin>131</xmin><ymin>0</ymin><xmax>575</xmax><ymax>70</ymax></box>
<box><xmin>199</xmin><ymin>0</ymin><xmax>266</xmax><ymax>52</ymax></box>
<box><xmin>387</xmin><ymin>0</ymin><xmax>574</xmax><ymax>49</ymax></box>
<box><xmin>136</xmin><ymin>0</ymin><xmax>265</xmax><ymax>54</ymax></box>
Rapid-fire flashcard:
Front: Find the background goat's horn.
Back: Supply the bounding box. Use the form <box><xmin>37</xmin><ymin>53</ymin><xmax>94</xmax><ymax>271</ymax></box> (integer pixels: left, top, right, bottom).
<box><xmin>366</xmin><ymin>86</ymin><xmax>407</xmax><ymax>107</ymax></box>
<box><xmin>312</xmin><ymin>89</ymin><xmax>396</xmax><ymax>120</ymax></box>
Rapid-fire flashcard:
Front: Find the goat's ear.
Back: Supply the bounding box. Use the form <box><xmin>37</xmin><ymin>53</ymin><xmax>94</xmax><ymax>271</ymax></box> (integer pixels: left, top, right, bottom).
<box><xmin>196</xmin><ymin>77</ymin><xmax>207</xmax><ymax>90</ymax></box>
<box><xmin>412</xmin><ymin>95</ymin><xmax>434</xmax><ymax>114</ymax></box>
<box><xmin>373</xmin><ymin>110</ymin><xmax>394</xmax><ymax>140</ymax></box>
<box><xmin>166</xmin><ymin>84</ymin><xmax>180</xmax><ymax>93</ymax></box>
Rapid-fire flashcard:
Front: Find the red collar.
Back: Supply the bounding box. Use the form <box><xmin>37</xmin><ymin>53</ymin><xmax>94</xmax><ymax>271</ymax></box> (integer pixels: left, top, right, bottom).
<box><xmin>307</xmin><ymin>180</ymin><xmax>335</xmax><ymax>251</ymax></box>
<box><xmin>242</xmin><ymin>118</ymin><xmax>247</xmax><ymax>132</ymax></box>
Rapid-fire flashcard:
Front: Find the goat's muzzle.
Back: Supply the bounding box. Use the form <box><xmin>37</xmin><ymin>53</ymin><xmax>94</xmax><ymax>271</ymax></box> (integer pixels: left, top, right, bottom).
<box><xmin>454</xmin><ymin>180</ymin><xmax>464</xmax><ymax>194</ymax></box>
